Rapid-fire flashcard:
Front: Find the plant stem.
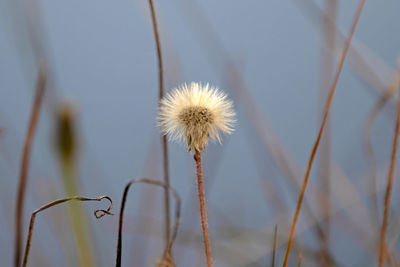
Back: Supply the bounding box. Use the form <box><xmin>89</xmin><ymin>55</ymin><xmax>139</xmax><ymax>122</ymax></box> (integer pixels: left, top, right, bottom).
<box><xmin>281</xmin><ymin>1</ymin><xmax>366</xmax><ymax>266</ymax></box>
<box><xmin>61</xmin><ymin>159</ymin><xmax>94</xmax><ymax>267</ymax></box>
<box><xmin>147</xmin><ymin>0</ymin><xmax>172</xmax><ymax>251</ymax></box>
<box><xmin>15</xmin><ymin>62</ymin><xmax>47</xmax><ymax>267</ymax></box>
<box><xmin>115</xmin><ymin>178</ymin><xmax>181</xmax><ymax>267</ymax></box>
<box><xmin>378</xmin><ymin>87</ymin><xmax>400</xmax><ymax>267</ymax></box>
<box><xmin>194</xmin><ymin>150</ymin><xmax>213</xmax><ymax>267</ymax></box>
<box><xmin>22</xmin><ymin>195</ymin><xmax>113</xmax><ymax>267</ymax></box>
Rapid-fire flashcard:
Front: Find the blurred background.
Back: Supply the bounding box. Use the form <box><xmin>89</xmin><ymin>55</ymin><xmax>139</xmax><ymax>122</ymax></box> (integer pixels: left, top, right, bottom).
<box><xmin>2</xmin><ymin>0</ymin><xmax>400</xmax><ymax>266</ymax></box>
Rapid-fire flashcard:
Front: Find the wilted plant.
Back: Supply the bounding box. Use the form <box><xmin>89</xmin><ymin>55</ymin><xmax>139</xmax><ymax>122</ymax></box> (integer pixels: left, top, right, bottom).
<box><xmin>158</xmin><ymin>82</ymin><xmax>235</xmax><ymax>267</ymax></box>
<box><xmin>115</xmin><ymin>178</ymin><xmax>181</xmax><ymax>267</ymax></box>
<box><xmin>22</xmin><ymin>195</ymin><xmax>113</xmax><ymax>267</ymax></box>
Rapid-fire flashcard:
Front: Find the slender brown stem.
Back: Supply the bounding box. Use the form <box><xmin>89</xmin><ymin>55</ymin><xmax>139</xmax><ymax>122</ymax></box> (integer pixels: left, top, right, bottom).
<box><xmin>22</xmin><ymin>195</ymin><xmax>113</xmax><ymax>267</ymax></box>
<box><xmin>364</xmin><ymin>63</ymin><xmax>400</xmax><ymax>224</ymax></box>
<box><xmin>194</xmin><ymin>150</ymin><xmax>213</xmax><ymax>267</ymax></box>
<box><xmin>318</xmin><ymin>1</ymin><xmax>337</xmax><ymax>264</ymax></box>
<box><xmin>115</xmin><ymin>178</ymin><xmax>181</xmax><ymax>267</ymax></box>
<box><xmin>15</xmin><ymin>62</ymin><xmax>47</xmax><ymax>267</ymax></box>
<box><xmin>378</xmin><ymin>86</ymin><xmax>400</xmax><ymax>267</ymax></box>
<box><xmin>147</xmin><ymin>0</ymin><xmax>171</xmax><ymax>252</ymax></box>
<box><xmin>271</xmin><ymin>225</ymin><xmax>278</xmax><ymax>267</ymax></box>
<box><xmin>298</xmin><ymin>254</ymin><xmax>302</xmax><ymax>267</ymax></box>
<box><xmin>281</xmin><ymin>1</ymin><xmax>366</xmax><ymax>266</ymax></box>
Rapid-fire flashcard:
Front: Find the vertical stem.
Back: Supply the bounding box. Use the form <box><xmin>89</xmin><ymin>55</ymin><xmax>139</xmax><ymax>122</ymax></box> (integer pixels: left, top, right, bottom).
<box><xmin>378</xmin><ymin>90</ymin><xmax>400</xmax><ymax>267</ymax></box>
<box><xmin>298</xmin><ymin>254</ymin><xmax>302</xmax><ymax>267</ymax></box>
<box><xmin>61</xmin><ymin>159</ymin><xmax>94</xmax><ymax>267</ymax></box>
<box><xmin>194</xmin><ymin>150</ymin><xmax>213</xmax><ymax>267</ymax></box>
<box><xmin>147</xmin><ymin>0</ymin><xmax>171</xmax><ymax>249</ymax></box>
<box><xmin>271</xmin><ymin>225</ymin><xmax>278</xmax><ymax>267</ymax></box>
<box><xmin>318</xmin><ymin>1</ymin><xmax>337</xmax><ymax>265</ymax></box>
<box><xmin>15</xmin><ymin>63</ymin><xmax>46</xmax><ymax>267</ymax></box>
<box><xmin>282</xmin><ymin>1</ymin><xmax>366</xmax><ymax>266</ymax></box>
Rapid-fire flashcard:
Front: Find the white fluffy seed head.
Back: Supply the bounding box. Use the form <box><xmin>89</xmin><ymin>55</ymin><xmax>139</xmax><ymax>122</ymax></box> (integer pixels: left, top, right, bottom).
<box><xmin>158</xmin><ymin>82</ymin><xmax>235</xmax><ymax>152</ymax></box>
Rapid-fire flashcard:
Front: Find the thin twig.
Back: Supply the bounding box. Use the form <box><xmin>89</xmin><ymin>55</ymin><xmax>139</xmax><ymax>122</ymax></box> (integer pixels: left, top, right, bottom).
<box><xmin>271</xmin><ymin>225</ymin><xmax>278</xmax><ymax>267</ymax></box>
<box><xmin>378</xmin><ymin>76</ymin><xmax>400</xmax><ymax>267</ymax></box>
<box><xmin>115</xmin><ymin>178</ymin><xmax>181</xmax><ymax>267</ymax></box>
<box><xmin>282</xmin><ymin>1</ymin><xmax>366</xmax><ymax>266</ymax></box>
<box><xmin>194</xmin><ymin>150</ymin><xmax>213</xmax><ymax>267</ymax></box>
<box><xmin>22</xmin><ymin>195</ymin><xmax>113</xmax><ymax>267</ymax></box>
<box><xmin>147</xmin><ymin>0</ymin><xmax>172</xmax><ymax>253</ymax></box>
<box><xmin>14</xmin><ymin>61</ymin><xmax>47</xmax><ymax>267</ymax></box>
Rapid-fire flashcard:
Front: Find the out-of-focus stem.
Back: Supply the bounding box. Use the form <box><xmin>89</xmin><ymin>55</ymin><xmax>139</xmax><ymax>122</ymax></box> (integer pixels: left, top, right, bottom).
<box><xmin>282</xmin><ymin>1</ymin><xmax>366</xmax><ymax>265</ymax></box>
<box><xmin>15</xmin><ymin>62</ymin><xmax>47</xmax><ymax>267</ymax></box>
<box><xmin>56</xmin><ymin>104</ymin><xmax>94</xmax><ymax>267</ymax></box>
<box><xmin>378</xmin><ymin>81</ymin><xmax>400</xmax><ymax>267</ymax></box>
<box><xmin>60</xmin><ymin>158</ymin><xmax>94</xmax><ymax>267</ymax></box>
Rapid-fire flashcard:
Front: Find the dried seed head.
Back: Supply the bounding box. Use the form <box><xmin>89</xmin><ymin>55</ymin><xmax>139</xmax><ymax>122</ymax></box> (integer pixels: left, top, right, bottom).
<box><xmin>56</xmin><ymin>103</ymin><xmax>77</xmax><ymax>161</ymax></box>
<box><xmin>158</xmin><ymin>82</ymin><xmax>235</xmax><ymax>152</ymax></box>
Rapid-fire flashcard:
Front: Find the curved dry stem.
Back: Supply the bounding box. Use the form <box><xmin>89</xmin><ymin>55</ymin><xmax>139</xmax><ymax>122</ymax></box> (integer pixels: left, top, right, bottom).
<box><xmin>147</xmin><ymin>0</ymin><xmax>172</xmax><ymax>252</ymax></box>
<box><xmin>364</xmin><ymin>62</ymin><xmax>400</xmax><ymax>222</ymax></box>
<box><xmin>15</xmin><ymin>61</ymin><xmax>47</xmax><ymax>267</ymax></box>
<box><xmin>378</xmin><ymin>79</ymin><xmax>400</xmax><ymax>267</ymax></box>
<box><xmin>115</xmin><ymin>178</ymin><xmax>181</xmax><ymax>267</ymax></box>
<box><xmin>22</xmin><ymin>195</ymin><xmax>113</xmax><ymax>267</ymax></box>
<box><xmin>282</xmin><ymin>1</ymin><xmax>366</xmax><ymax>266</ymax></box>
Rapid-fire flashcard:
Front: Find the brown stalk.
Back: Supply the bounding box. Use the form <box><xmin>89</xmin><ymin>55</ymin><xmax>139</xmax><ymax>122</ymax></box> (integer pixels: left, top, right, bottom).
<box><xmin>22</xmin><ymin>195</ymin><xmax>113</xmax><ymax>267</ymax></box>
<box><xmin>298</xmin><ymin>253</ymin><xmax>302</xmax><ymax>267</ymax></box>
<box><xmin>194</xmin><ymin>150</ymin><xmax>213</xmax><ymax>267</ymax></box>
<box><xmin>378</xmin><ymin>80</ymin><xmax>400</xmax><ymax>267</ymax></box>
<box><xmin>271</xmin><ymin>225</ymin><xmax>278</xmax><ymax>267</ymax></box>
<box><xmin>282</xmin><ymin>1</ymin><xmax>366</xmax><ymax>266</ymax></box>
<box><xmin>115</xmin><ymin>178</ymin><xmax>181</xmax><ymax>267</ymax></box>
<box><xmin>318</xmin><ymin>1</ymin><xmax>337</xmax><ymax>265</ymax></box>
<box><xmin>14</xmin><ymin>62</ymin><xmax>47</xmax><ymax>267</ymax></box>
<box><xmin>147</xmin><ymin>0</ymin><xmax>172</xmax><ymax>253</ymax></box>
<box><xmin>364</xmin><ymin>63</ymin><xmax>400</xmax><ymax>223</ymax></box>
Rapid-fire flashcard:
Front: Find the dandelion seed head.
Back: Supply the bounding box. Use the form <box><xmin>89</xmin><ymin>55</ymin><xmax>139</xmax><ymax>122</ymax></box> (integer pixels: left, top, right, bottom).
<box><xmin>158</xmin><ymin>82</ymin><xmax>235</xmax><ymax>152</ymax></box>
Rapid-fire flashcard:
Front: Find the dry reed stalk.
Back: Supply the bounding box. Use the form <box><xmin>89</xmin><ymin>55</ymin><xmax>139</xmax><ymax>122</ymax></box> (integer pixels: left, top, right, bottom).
<box><xmin>364</xmin><ymin>64</ymin><xmax>400</xmax><ymax>224</ymax></box>
<box><xmin>378</xmin><ymin>73</ymin><xmax>400</xmax><ymax>267</ymax></box>
<box><xmin>123</xmin><ymin>0</ymin><xmax>173</xmax><ymax>262</ymax></box>
<box><xmin>115</xmin><ymin>178</ymin><xmax>181</xmax><ymax>267</ymax></box>
<box><xmin>318</xmin><ymin>1</ymin><xmax>337</xmax><ymax>265</ymax></box>
<box><xmin>147</xmin><ymin>0</ymin><xmax>172</xmax><ymax>254</ymax></box>
<box><xmin>22</xmin><ymin>195</ymin><xmax>113</xmax><ymax>267</ymax></box>
<box><xmin>282</xmin><ymin>1</ymin><xmax>366</xmax><ymax>266</ymax></box>
<box><xmin>14</xmin><ymin>62</ymin><xmax>47</xmax><ymax>267</ymax></box>
<box><xmin>194</xmin><ymin>150</ymin><xmax>213</xmax><ymax>267</ymax></box>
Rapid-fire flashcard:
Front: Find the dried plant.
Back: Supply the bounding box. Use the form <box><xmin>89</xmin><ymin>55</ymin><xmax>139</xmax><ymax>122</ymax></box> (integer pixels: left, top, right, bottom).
<box><xmin>115</xmin><ymin>178</ymin><xmax>181</xmax><ymax>267</ymax></box>
<box><xmin>378</xmin><ymin>62</ymin><xmax>400</xmax><ymax>267</ymax></box>
<box><xmin>282</xmin><ymin>1</ymin><xmax>366</xmax><ymax>265</ymax></box>
<box><xmin>364</xmin><ymin>61</ymin><xmax>400</xmax><ymax>224</ymax></box>
<box><xmin>146</xmin><ymin>0</ymin><xmax>172</xmax><ymax>254</ymax></box>
<box><xmin>14</xmin><ymin>61</ymin><xmax>47</xmax><ymax>267</ymax></box>
<box><xmin>22</xmin><ymin>195</ymin><xmax>113</xmax><ymax>267</ymax></box>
